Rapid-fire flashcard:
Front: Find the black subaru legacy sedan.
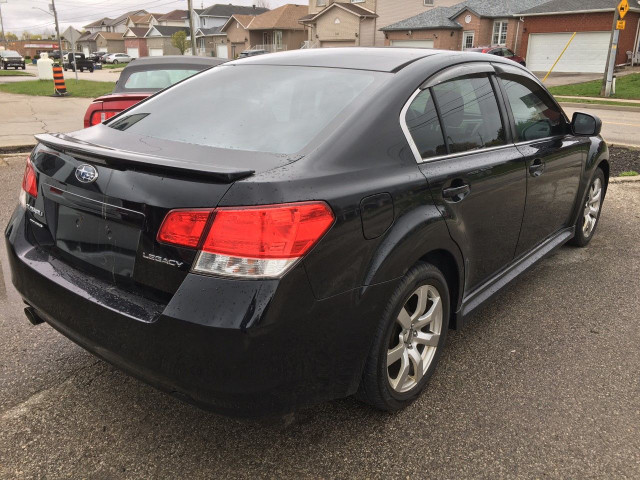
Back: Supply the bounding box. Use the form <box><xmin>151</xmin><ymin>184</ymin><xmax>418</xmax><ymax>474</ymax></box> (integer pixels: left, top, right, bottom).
<box><xmin>6</xmin><ymin>48</ymin><xmax>608</xmax><ymax>418</ymax></box>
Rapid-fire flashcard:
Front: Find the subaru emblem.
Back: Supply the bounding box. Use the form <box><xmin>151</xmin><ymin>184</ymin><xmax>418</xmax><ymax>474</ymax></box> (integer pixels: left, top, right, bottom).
<box><xmin>75</xmin><ymin>164</ymin><xmax>98</xmax><ymax>184</ymax></box>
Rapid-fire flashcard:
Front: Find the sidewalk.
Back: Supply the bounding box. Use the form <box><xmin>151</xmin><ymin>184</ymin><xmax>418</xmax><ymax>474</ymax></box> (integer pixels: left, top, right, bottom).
<box><xmin>557</xmin><ymin>96</ymin><xmax>640</xmax><ymax>104</ymax></box>
<box><xmin>0</xmin><ymin>91</ymin><xmax>91</xmax><ymax>150</ymax></box>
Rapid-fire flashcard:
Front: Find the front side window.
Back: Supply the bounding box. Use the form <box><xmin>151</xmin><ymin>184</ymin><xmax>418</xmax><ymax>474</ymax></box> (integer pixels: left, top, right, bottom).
<box><xmin>432</xmin><ymin>75</ymin><xmax>506</xmax><ymax>154</ymax></box>
<box><xmin>499</xmin><ymin>74</ymin><xmax>567</xmax><ymax>142</ymax></box>
<box><xmin>109</xmin><ymin>65</ymin><xmax>381</xmax><ymax>155</ymax></box>
<box><xmin>492</xmin><ymin>20</ymin><xmax>508</xmax><ymax>45</ymax></box>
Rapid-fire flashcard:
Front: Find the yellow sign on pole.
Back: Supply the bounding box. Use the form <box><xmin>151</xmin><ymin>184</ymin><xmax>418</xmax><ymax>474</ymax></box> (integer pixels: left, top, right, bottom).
<box><xmin>617</xmin><ymin>20</ymin><xmax>626</xmax><ymax>30</ymax></box>
<box><xmin>618</xmin><ymin>0</ymin><xmax>629</xmax><ymax>19</ymax></box>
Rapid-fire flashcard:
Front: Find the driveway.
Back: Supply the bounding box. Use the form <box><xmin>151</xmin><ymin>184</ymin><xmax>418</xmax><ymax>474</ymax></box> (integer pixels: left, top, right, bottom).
<box><xmin>0</xmin><ymin>92</ymin><xmax>91</xmax><ymax>149</ymax></box>
<box><xmin>0</xmin><ymin>155</ymin><xmax>638</xmax><ymax>478</ymax></box>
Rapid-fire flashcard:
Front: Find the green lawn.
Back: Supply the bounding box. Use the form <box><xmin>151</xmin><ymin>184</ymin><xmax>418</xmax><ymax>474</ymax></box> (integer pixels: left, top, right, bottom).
<box><xmin>548</xmin><ymin>73</ymin><xmax>640</xmax><ymax>100</ymax></box>
<box><xmin>100</xmin><ymin>64</ymin><xmax>124</xmax><ymax>69</ymax></box>
<box><xmin>0</xmin><ymin>70</ymin><xmax>34</xmax><ymax>76</ymax></box>
<box><xmin>0</xmin><ymin>79</ymin><xmax>115</xmax><ymax>98</ymax></box>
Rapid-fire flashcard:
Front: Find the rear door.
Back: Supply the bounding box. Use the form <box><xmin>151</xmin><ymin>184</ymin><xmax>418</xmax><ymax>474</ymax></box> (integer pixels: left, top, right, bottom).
<box><xmin>494</xmin><ymin>64</ymin><xmax>587</xmax><ymax>256</ymax></box>
<box><xmin>404</xmin><ymin>63</ymin><xmax>527</xmax><ymax>292</ymax></box>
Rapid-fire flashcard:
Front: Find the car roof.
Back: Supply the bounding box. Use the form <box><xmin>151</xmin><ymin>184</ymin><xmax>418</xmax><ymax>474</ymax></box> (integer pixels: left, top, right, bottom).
<box><xmin>124</xmin><ymin>56</ymin><xmax>225</xmax><ymax>67</ymax></box>
<box><xmin>227</xmin><ymin>47</ymin><xmax>441</xmax><ymax>72</ymax></box>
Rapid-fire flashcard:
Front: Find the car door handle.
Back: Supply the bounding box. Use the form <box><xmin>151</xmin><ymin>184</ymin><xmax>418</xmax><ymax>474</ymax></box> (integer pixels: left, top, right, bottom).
<box><xmin>529</xmin><ymin>159</ymin><xmax>545</xmax><ymax>177</ymax></box>
<box><xmin>442</xmin><ymin>184</ymin><xmax>470</xmax><ymax>202</ymax></box>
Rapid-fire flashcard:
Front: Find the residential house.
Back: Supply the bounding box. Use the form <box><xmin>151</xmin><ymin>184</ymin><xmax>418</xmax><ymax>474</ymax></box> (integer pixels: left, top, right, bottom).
<box><xmin>125</xmin><ymin>13</ymin><xmax>160</xmax><ymax>30</ymax></box>
<box><xmin>83</xmin><ymin>18</ymin><xmax>113</xmax><ymax>35</ymax></box>
<box><xmin>299</xmin><ymin>0</ymin><xmax>460</xmax><ymax>48</ymax></box>
<box><xmin>77</xmin><ymin>31</ymin><xmax>125</xmax><ymax>55</ymax></box>
<box><xmin>220</xmin><ymin>14</ymin><xmax>256</xmax><ymax>58</ymax></box>
<box><xmin>380</xmin><ymin>0</ymin><xmax>550</xmax><ymax>52</ymax></box>
<box><xmin>82</xmin><ymin>10</ymin><xmax>149</xmax><ymax>34</ymax></box>
<box><xmin>518</xmin><ymin>0</ymin><xmax>640</xmax><ymax>73</ymax></box>
<box><xmin>194</xmin><ymin>4</ymin><xmax>269</xmax><ymax>57</ymax></box>
<box><xmin>243</xmin><ymin>4</ymin><xmax>308</xmax><ymax>53</ymax></box>
<box><xmin>157</xmin><ymin>10</ymin><xmax>189</xmax><ymax>27</ymax></box>
<box><xmin>299</xmin><ymin>2</ymin><xmax>378</xmax><ymax>48</ymax></box>
<box><xmin>123</xmin><ymin>27</ymin><xmax>150</xmax><ymax>58</ymax></box>
<box><xmin>145</xmin><ymin>25</ymin><xmax>190</xmax><ymax>56</ymax></box>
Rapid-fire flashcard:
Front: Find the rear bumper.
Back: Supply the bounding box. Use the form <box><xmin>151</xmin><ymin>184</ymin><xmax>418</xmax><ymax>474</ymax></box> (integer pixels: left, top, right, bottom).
<box><xmin>6</xmin><ymin>209</ymin><xmax>397</xmax><ymax>418</ymax></box>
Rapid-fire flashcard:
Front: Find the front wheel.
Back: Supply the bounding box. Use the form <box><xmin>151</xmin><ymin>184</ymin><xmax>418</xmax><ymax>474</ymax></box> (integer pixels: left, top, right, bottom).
<box><xmin>571</xmin><ymin>168</ymin><xmax>605</xmax><ymax>247</ymax></box>
<box><xmin>357</xmin><ymin>262</ymin><xmax>449</xmax><ymax>412</ymax></box>
<box><xmin>113</xmin><ymin>60</ymin><xmax>118</xmax><ymax>65</ymax></box>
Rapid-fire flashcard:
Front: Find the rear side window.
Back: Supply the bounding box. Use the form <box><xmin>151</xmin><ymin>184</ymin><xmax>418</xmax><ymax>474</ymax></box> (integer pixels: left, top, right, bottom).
<box><xmin>432</xmin><ymin>75</ymin><xmax>506</xmax><ymax>154</ymax></box>
<box><xmin>499</xmin><ymin>74</ymin><xmax>567</xmax><ymax>141</ymax></box>
<box><xmin>405</xmin><ymin>89</ymin><xmax>447</xmax><ymax>159</ymax></box>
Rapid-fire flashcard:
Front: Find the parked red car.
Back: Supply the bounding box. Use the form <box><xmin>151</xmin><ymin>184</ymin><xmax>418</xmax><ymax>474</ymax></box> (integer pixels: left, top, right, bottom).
<box><xmin>83</xmin><ymin>56</ymin><xmax>225</xmax><ymax>128</ymax></box>
<box><xmin>466</xmin><ymin>46</ymin><xmax>526</xmax><ymax>67</ymax></box>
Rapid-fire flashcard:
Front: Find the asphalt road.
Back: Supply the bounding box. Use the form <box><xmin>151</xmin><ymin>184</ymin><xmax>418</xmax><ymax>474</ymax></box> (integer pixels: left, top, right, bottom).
<box><xmin>562</xmin><ymin>105</ymin><xmax>640</xmax><ymax>148</ymax></box>
<box><xmin>0</xmin><ymin>156</ymin><xmax>639</xmax><ymax>478</ymax></box>
<box><xmin>0</xmin><ymin>63</ymin><xmax>123</xmax><ymax>84</ymax></box>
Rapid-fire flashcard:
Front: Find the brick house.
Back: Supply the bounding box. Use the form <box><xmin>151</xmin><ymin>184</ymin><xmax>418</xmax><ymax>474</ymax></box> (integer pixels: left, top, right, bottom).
<box><xmin>380</xmin><ymin>0</ymin><xmax>549</xmax><ymax>51</ymax></box>
<box><xmin>193</xmin><ymin>4</ymin><xmax>269</xmax><ymax>58</ymax></box>
<box><xmin>518</xmin><ymin>0</ymin><xmax>640</xmax><ymax>73</ymax></box>
<box><xmin>299</xmin><ymin>0</ymin><xmax>465</xmax><ymax>48</ymax></box>
<box><xmin>123</xmin><ymin>27</ymin><xmax>149</xmax><ymax>58</ymax></box>
<box><xmin>77</xmin><ymin>31</ymin><xmax>125</xmax><ymax>56</ymax></box>
<box><xmin>221</xmin><ymin>15</ymin><xmax>258</xmax><ymax>58</ymax></box>
<box><xmin>243</xmin><ymin>4</ymin><xmax>308</xmax><ymax>53</ymax></box>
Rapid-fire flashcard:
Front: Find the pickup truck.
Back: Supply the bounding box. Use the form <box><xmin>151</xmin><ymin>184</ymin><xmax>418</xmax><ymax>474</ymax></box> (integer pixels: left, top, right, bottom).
<box><xmin>63</xmin><ymin>53</ymin><xmax>94</xmax><ymax>72</ymax></box>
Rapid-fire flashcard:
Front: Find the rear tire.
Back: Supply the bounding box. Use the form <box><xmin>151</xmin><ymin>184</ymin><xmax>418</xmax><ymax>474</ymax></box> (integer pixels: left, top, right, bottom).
<box><xmin>570</xmin><ymin>168</ymin><xmax>605</xmax><ymax>247</ymax></box>
<box><xmin>357</xmin><ymin>262</ymin><xmax>449</xmax><ymax>412</ymax></box>
<box><xmin>113</xmin><ymin>60</ymin><xmax>118</xmax><ymax>65</ymax></box>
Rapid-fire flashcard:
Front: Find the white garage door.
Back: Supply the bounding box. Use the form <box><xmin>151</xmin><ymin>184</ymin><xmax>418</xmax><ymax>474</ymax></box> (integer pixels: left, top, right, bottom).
<box><xmin>149</xmin><ymin>48</ymin><xmax>163</xmax><ymax>57</ymax></box>
<box><xmin>527</xmin><ymin>32</ymin><xmax>610</xmax><ymax>73</ymax></box>
<box><xmin>390</xmin><ymin>40</ymin><xmax>434</xmax><ymax>49</ymax></box>
<box><xmin>215</xmin><ymin>44</ymin><xmax>228</xmax><ymax>59</ymax></box>
<box><xmin>127</xmin><ymin>47</ymin><xmax>139</xmax><ymax>58</ymax></box>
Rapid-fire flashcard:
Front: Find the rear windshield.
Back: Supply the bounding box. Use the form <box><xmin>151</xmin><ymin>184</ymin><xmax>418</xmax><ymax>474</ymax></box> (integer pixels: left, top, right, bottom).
<box><xmin>108</xmin><ymin>65</ymin><xmax>381</xmax><ymax>155</ymax></box>
<box><xmin>121</xmin><ymin>68</ymin><xmax>200</xmax><ymax>91</ymax></box>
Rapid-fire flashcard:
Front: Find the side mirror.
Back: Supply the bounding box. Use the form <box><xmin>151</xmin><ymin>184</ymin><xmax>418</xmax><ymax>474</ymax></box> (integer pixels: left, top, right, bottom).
<box><xmin>571</xmin><ymin>112</ymin><xmax>602</xmax><ymax>136</ymax></box>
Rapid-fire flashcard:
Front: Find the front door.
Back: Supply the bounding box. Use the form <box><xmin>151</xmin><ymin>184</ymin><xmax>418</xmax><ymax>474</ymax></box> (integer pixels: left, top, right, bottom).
<box><xmin>496</xmin><ymin>68</ymin><xmax>586</xmax><ymax>256</ymax></box>
<box><xmin>463</xmin><ymin>31</ymin><xmax>474</xmax><ymax>50</ymax></box>
<box><xmin>404</xmin><ymin>68</ymin><xmax>527</xmax><ymax>292</ymax></box>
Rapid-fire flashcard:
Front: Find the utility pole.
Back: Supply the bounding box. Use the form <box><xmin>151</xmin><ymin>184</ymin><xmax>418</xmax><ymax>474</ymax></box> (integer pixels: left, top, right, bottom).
<box><xmin>0</xmin><ymin>0</ymin><xmax>8</xmax><ymax>49</ymax></box>
<box><xmin>187</xmin><ymin>0</ymin><xmax>196</xmax><ymax>55</ymax></box>
<box><xmin>601</xmin><ymin>0</ymin><xmax>628</xmax><ymax>97</ymax></box>
<box><xmin>51</xmin><ymin>0</ymin><xmax>63</xmax><ymax>65</ymax></box>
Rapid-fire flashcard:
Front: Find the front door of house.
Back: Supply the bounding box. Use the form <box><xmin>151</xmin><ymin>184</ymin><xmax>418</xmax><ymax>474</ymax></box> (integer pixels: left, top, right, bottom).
<box><xmin>463</xmin><ymin>31</ymin><xmax>474</xmax><ymax>50</ymax></box>
<box><xmin>263</xmin><ymin>32</ymin><xmax>272</xmax><ymax>45</ymax></box>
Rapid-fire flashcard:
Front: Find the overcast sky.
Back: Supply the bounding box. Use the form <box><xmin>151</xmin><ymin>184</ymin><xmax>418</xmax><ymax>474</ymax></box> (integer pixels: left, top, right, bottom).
<box><xmin>1</xmin><ymin>0</ymin><xmax>307</xmax><ymax>35</ymax></box>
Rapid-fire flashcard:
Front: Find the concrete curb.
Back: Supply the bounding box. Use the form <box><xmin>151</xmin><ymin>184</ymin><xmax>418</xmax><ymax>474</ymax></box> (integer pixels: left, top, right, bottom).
<box><xmin>610</xmin><ymin>175</ymin><xmax>640</xmax><ymax>183</ymax></box>
<box><xmin>609</xmin><ymin>143</ymin><xmax>640</xmax><ymax>150</ymax></box>
<box><xmin>559</xmin><ymin>102</ymin><xmax>640</xmax><ymax>113</ymax></box>
<box><xmin>0</xmin><ymin>144</ymin><xmax>36</xmax><ymax>155</ymax></box>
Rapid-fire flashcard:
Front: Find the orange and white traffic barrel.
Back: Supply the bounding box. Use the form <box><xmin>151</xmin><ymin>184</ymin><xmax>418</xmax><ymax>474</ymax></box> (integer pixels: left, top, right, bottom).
<box><xmin>52</xmin><ymin>65</ymin><xmax>67</xmax><ymax>96</ymax></box>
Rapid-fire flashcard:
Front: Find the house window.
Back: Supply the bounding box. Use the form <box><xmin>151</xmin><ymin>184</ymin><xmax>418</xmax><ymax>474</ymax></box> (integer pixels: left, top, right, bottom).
<box><xmin>463</xmin><ymin>31</ymin><xmax>474</xmax><ymax>49</ymax></box>
<box><xmin>351</xmin><ymin>0</ymin><xmax>365</xmax><ymax>3</ymax></box>
<box><xmin>316</xmin><ymin>0</ymin><xmax>326</xmax><ymax>6</ymax></box>
<box><xmin>423</xmin><ymin>0</ymin><xmax>434</xmax><ymax>5</ymax></box>
<box><xmin>492</xmin><ymin>20</ymin><xmax>508</xmax><ymax>45</ymax></box>
<box><xmin>274</xmin><ymin>30</ymin><xmax>283</xmax><ymax>48</ymax></box>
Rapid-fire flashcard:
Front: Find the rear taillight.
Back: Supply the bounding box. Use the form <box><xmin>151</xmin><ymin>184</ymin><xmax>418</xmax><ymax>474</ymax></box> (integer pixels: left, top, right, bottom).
<box><xmin>21</xmin><ymin>157</ymin><xmax>38</xmax><ymax>198</ymax></box>
<box><xmin>157</xmin><ymin>202</ymin><xmax>334</xmax><ymax>278</ymax></box>
<box><xmin>90</xmin><ymin>110</ymin><xmax>119</xmax><ymax>126</ymax></box>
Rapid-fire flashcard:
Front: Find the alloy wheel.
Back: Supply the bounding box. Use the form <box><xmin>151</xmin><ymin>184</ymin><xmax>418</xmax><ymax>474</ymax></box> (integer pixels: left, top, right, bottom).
<box><xmin>583</xmin><ymin>177</ymin><xmax>602</xmax><ymax>237</ymax></box>
<box><xmin>387</xmin><ymin>284</ymin><xmax>443</xmax><ymax>393</ymax></box>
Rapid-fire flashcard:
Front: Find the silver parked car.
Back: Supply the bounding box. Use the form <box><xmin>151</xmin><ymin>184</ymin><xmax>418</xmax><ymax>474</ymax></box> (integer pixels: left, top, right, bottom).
<box><xmin>103</xmin><ymin>53</ymin><xmax>133</xmax><ymax>64</ymax></box>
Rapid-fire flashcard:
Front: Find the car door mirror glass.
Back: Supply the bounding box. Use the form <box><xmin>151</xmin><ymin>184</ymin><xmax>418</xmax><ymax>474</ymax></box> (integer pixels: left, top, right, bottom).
<box><xmin>572</xmin><ymin>112</ymin><xmax>601</xmax><ymax>136</ymax></box>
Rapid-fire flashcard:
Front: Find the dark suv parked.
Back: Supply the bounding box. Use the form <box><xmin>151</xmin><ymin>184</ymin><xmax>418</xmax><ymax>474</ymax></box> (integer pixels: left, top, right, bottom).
<box><xmin>1</xmin><ymin>50</ymin><xmax>26</xmax><ymax>69</ymax></box>
<box><xmin>6</xmin><ymin>48</ymin><xmax>608</xmax><ymax>418</ymax></box>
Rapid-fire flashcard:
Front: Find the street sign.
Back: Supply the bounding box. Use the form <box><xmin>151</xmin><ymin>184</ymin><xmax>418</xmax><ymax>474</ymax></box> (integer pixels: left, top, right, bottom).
<box><xmin>617</xmin><ymin>20</ymin><xmax>626</xmax><ymax>30</ymax></box>
<box><xmin>618</xmin><ymin>0</ymin><xmax>629</xmax><ymax>19</ymax></box>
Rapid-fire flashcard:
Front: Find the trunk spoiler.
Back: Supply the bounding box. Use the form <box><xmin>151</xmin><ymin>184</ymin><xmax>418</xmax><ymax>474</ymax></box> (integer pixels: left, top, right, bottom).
<box><xmin>35</xmin><ymin>133</ymin><xmax>255</xmax><ymax>183</ymax></box>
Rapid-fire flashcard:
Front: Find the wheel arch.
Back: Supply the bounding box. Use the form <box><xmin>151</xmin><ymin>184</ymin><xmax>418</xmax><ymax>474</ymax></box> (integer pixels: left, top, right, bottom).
<box><xmin>419</xmin><ymin>249</ymin><xmax>463</xmax><ymax>330</ymax></box>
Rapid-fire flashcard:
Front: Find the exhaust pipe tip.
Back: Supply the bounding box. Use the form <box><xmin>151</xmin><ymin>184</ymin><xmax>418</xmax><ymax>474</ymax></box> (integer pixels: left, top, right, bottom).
<box><xmin>24</xmin><ymin>306</ymin><xmax>45</xmax><ymax>326</ymax></box>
